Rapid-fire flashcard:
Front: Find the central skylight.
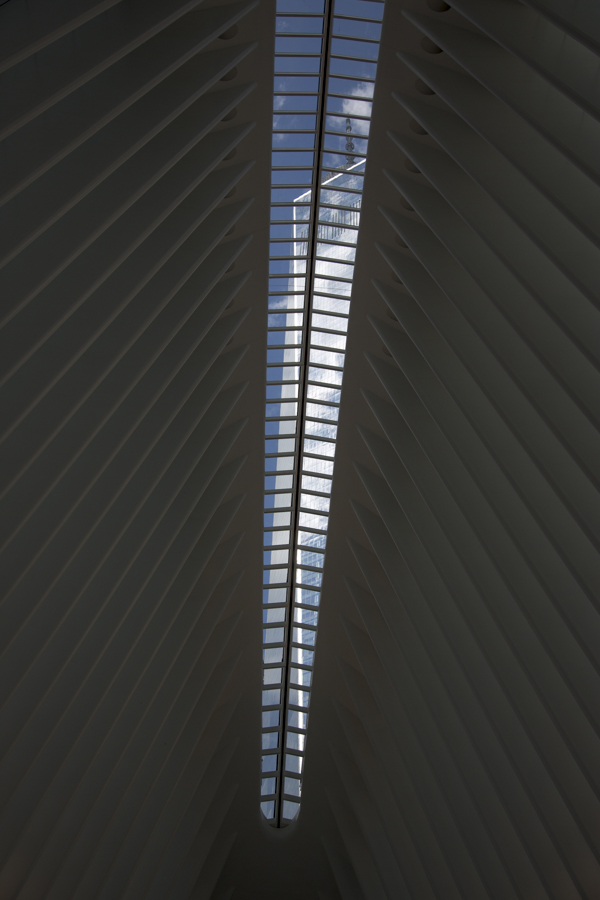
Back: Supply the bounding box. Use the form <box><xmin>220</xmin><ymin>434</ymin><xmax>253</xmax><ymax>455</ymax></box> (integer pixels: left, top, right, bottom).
<box><xmin>261</xmin><ymin>0</ymin><xmax>384</xmax><ymax>827</ymax></box>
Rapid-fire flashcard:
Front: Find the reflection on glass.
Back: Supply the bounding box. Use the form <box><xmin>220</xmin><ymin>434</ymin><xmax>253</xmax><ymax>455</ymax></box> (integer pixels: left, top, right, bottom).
<box><xmin>316</xmin><ymin>242</ymin><xmax>356</xmax><ymax>260</ymax></box>
<box><xmin>298</xmin><ymin>530</ymin><xmax>327</xmax><ymax>547</ymax></box>
<box><xmin>263</xmin><ymin>607</ymin><xmax>286</xmax><ymax>623</ymax></box>
<box><xmin>264</xmin><ymin>668</ymin><xmax>283</xmax><ymax>684</ymax></box>
<box><xmin>284</xmin><ymin>776</ymin><xmax>302</xmax><ymax>796</ymax></box>
<box><xmin>263</xmin><ymin>754</ymin><xmax>278</xmax><ymax>772</ymax></box>
<box><xmin>285</xmin><ymin>753</ymin><xmax>304</xmax><ymax>772</ymax></box>
<box><xmin>262</xmin><ymin>778</ymin><xmax>277</xmax><ymax>795</ymax></box>
<box><xmin>295</xmin><ymin>607</ymin><xmax>319</xmax><ymax>626</ymax></box>
<box><xmin>282</xmin><ymin>800</ymin><xmax>301</xmax><ymax>820</ymax></box>
<box><xmin>289</xmin><ymin>688</ymin><xmax>311</xmax><ymax>707</ymax></box>
<box><xmin>291</xmin><ymin>667</ymin><xmax>313</xmax><ymax>686</ymax></box>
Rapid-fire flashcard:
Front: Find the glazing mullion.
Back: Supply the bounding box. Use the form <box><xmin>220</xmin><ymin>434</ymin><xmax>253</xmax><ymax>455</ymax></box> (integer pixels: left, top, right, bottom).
<box><xmin>263</xmin><ymin>0</ymin><xmax>384</xmax><ymax>827</ymax></box>
<box><xmin>262</xmin><ymin>1</ymin><xmax>330</xmax><ymax>826</ymax></box>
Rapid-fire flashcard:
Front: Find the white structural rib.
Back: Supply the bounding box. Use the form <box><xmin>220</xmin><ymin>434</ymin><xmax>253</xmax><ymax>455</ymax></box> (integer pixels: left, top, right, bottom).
<box><xmin>308</xmin><ymin>2</ymin><xmax>600</xmax><ymax>898</ymax></box>
<box><xmin>0</xmin><ymin>2</ymin><xmax>260</xmax><ymax>898</ymax></box>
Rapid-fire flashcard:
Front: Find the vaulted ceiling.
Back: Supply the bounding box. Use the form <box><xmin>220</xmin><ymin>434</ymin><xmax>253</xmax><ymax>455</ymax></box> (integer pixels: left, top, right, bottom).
<box><xmin>0</xmin><ymin>1</ymin><xmax>599</xmax><ymax>898</ymax></box>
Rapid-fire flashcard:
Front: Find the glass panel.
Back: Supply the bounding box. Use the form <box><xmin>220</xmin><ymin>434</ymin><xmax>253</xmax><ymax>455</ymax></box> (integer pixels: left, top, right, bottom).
<box><xmin>334</xmin><ymin>0</ymin><xmax>384</xmax><ymax>19</ymax></box>
<box><xmin>291</xmin><ymin>648</ymin><xmax>314</xmax><ymax>666</ymax></box>
<box><xmin>263</xmin><ymin>755</ymin><xmax>278</xmax><ymax>772</ymax></box>
<box><xmin>276</xmin><ymin>16</ymin><xmax>324</xmax><ymax>33</ymax></box>
<box><xmin>267</xmin><ymin>348</ymin><xmax>302</xmax><ymax>363</ymax></box>
<box><xmin>263</xmin><ymin>607</ymin><xmax>286</xmax><ymax>623</ymax></box>
<box><xmin>262</xmin><ymin>732</ymin><xmax>279</xmax><ymax>750</ymax></box>
<box><xmin>328</xmin><ymin>76</ymin><xmax>374</xmax><ymax>98</ymax></box>
<box><xmin>269</xmin><ymin>276</ymin><xmax>307</xmax><ymax>292</ymax></box>
<box><xmin>264</xmin><ymin>458</ymin><xmax>294</xmax><ymax>473</ymax></box>
<box><xmin>267</xmin><ymin>298</ymin><xmax>306</xmax><ymax>313</ymax></box>
<box><xmin>273</xmin><ymin>113</ymin><xmax>317</xmax><ymax>130</ymax></box>
<box><xmin>270</xmin><ymin>204</ymin><xmax>311</xmax><ymax>220</ymax></box>
<box><xmin>286</xmin><ymin>731</ymin><xmax>307</xmax><ymax>750</ymax></box>
<box><xmin>309</xmin><ymin>348</ymin><xmax>345</xmax><ymax>367</ymax></box>
<box><xmin>316</xmin><ymin>242</ymin><xmax>357</xmax><ymax>260</ymax></box>
<box><xmin>320</xmin><ymin>188</ymin><xmax>362</xmax><ymax>208</ymax></box>
<box><xmin>322</xmin><ymin>152</ymin><xmax>366</xmax><ymax>173</ymax></box>
<box><xmin>263</xmin><ymin>628</ymin><xmax>286</xmax><ymax>644</ymax></box>
<box><xmin>306</xmin><ymin>402</ymin><xmax>339</xmax><ymax>421</ymax></box>
<box><xmin>263</xmin><ymin>568</ymin><xmax>289</xmax><ymax>584</ymax></box>
<box><xmin>264</xmin><ymin>406</ymin><xmax>298</xmax><ymax>423</ymax></box>
<box><xmin>282</xmin><ymin>800</ymin><xmax>301</xmax><ymax>820</ymax></box>
<box><xmin>298</xmin><ymin>530</ymin><xmax>327</xmax><ymax>548</ymax></box>
<box><xmin>318</xmin><ymin>205</ymin><xmax>361</xmax><ymax>226</ymax></box>
<box><xmin>317</xmin><ymin>222</ymin><xmax>358</xmax><ymax>242</ymax></box>
<box><xmin>264</xmin><ymin>587</ymin><xmax>287</xmax><ymax>603</ymax></box>
<box><xmin>269</xmin><ymin>242</ymin><xmax>308</xmax><ymax>258</ymax></box>
<box><xmin>261</xmin><ymin>777</ymin><xmax>277</xmax><ymax>795</ymax></box>
<box><xmin>304</xmin><ymin>421</ymin><xmax>337</xmax><ymax>439</ymax></box>
<box><xmin>297</xmin><ymin>548</ymin><xmax>325</xmax><ymax>567</ymax></box>
<box><xmin>288</xmin><ymin>710</ymin><xmax>308</xmax><ymax>728</ymax></box>
<box><xmin>275</xmin><ymin>56</ymin><xmax>322</xmax><ymax>73</ymax></box>
<box><xmin>296</xmin><ymin>568</ymin><xmax>323</xmax><ymax>586</ymax></box>
<box><xmin>321</xmin><ymin>170</ymin><xmax>364</xmax><ymax>191</ymax></box>
<box><xmin>306</xmin><ymin>383</ymin><xmax>342</xmax><ymax>402</ymax></box>
<box><xmin>295</xmin><ymin>589</ymin><xmax>321</xmax><ymax>606</ymax></box>
<box><xmin>273</xmin><ymin>78</ymin><xmax>320</xmax><ymax>95</ymax></box>
<box><xmin>295</xmin><ymin>607</ymin><xmax>319</xmax><ymax>626</ymax></box>
<box><xmin>284</xmin><ymin>776</ymin><xmax>302</xmax><ymax>796</ymax></box>
<box><xmin>293</xmin><ymin>628</ymin><xmax>317</xmax><ymax>647</ymax></box>
<box><xmin>303</xmin><ymin>438</ymin><xmax>336</xmax><ymax>456</ymax></box>
<box><xmin>266</xmin><ymin>368</ymin><xmax>301</xmax><ymax>384</ymax></box>
<box><xmin>313</xmin><ymin>277</ymin><xmax>352</xmax><ymax>296</ymax></box>
<box><xmin>330</xmin><ymin>37</ymin><xmax>379</xmax><ymax>59</ymax></box>
<box><xmin>325</xmin><ymin>114</ymin><xmax>370</xmax><ymax>136</ymax></box>
<box><xmin>264</xmin><ymin>513</ymin><xmax>292</xmax><ymax>528</ymax></box>
<box><xmin>266</xmin><ymin>383</ymin><xmax>299</xmax><ymax>398</ymax></box>
<box><xmin>309</xmin><ymin>331</ymin><xmax>346</xmax><ymax>349</ymax></box>
<box><xmin>302</xmin><ymin>456</ymin><xmax>334</xmax><ymax>475</ymax></box>
<box><xmin>263</xmin><ymin>711</ymin><xmax>280</xmax><ymax>728</ymax></box>
<box><xmin>279</xmin><ymin>0</ymin><xmax>325</xmax><ymax>12</ymax></box>
<box><xmin>329</xmin><ymin>55</ymin><xmax>377</xmax><ymax>78</ymax></box>
<box><xmin>275</xmin><ymin>96</ymin><xmax>319</xmax><ymax>116</ymax></box>
<box><xmin>312</xmin><ymin>295</ymin><xmax>350</xmax><ymax>314</ymax></box>
<box><xmin>270</xmin><ymin>256</ymin><xmax>308</xmax><ymax>273</ymax></box>
<box><xmin>315</xmin><ymin>260</ymin><xmax>354</xmax><ymax>279</ymax></box>
<box><xmin>263</xmin><ymin>689</ymin><xmax>282</xmax><ymax>706</ymax></box>
<box><xmin>275</xmin><ymin>37</ymin><xmax>322</xmax><ymax>53</ymax></box>
<box><xmin>264</xmin><ymin>474</ymin><xmax>294</xmax><ymax>491</ymax></box>
<box><xmin>307</xmin><ymin>366</ymin><xmax>344</xmax><ymax>384</ymax></box>
<box><xmin>291</xmin><ymin>667</ymin><xmax>313</xmax><ymax>686</ymax></box>
<box><xmin>285</xmin><ymin>754</ymin><xmax>304</xmax><ymax>773</ymax></box>
<box><xmin>333</xmin><ymin>18</ymin><xmax>382</xmax><ymax>39</ymax></box>
<box><xmin>265</xmin><ymin>401</ymin><xmax>298</xmax><ymax>416</ymax></box>
<box><xmin>298</xmin><ymin>512</ymin><xmax>329</xmax><ymax>530</ymax></box>
<box><xmin>327</xmin><ymin>96</ymin><xmax>372</xmax><ymax>118</ymax></box>
<box><xmin>263</xmin><ymin>529</ymin><xmax>291</xmax><ymax>545</ymax></box>
<box><xmin>289</xmin><ymin>688</ymin><xmax>311</xmax><ymax>707</ymax></box>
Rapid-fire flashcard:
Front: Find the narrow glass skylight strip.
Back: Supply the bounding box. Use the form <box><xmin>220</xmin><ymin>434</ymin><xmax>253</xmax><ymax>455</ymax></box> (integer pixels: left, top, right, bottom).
<box><xmin>262</xmin><ymin>0</ymin><xmax>384</xmax><ymax>828</ymax></box>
